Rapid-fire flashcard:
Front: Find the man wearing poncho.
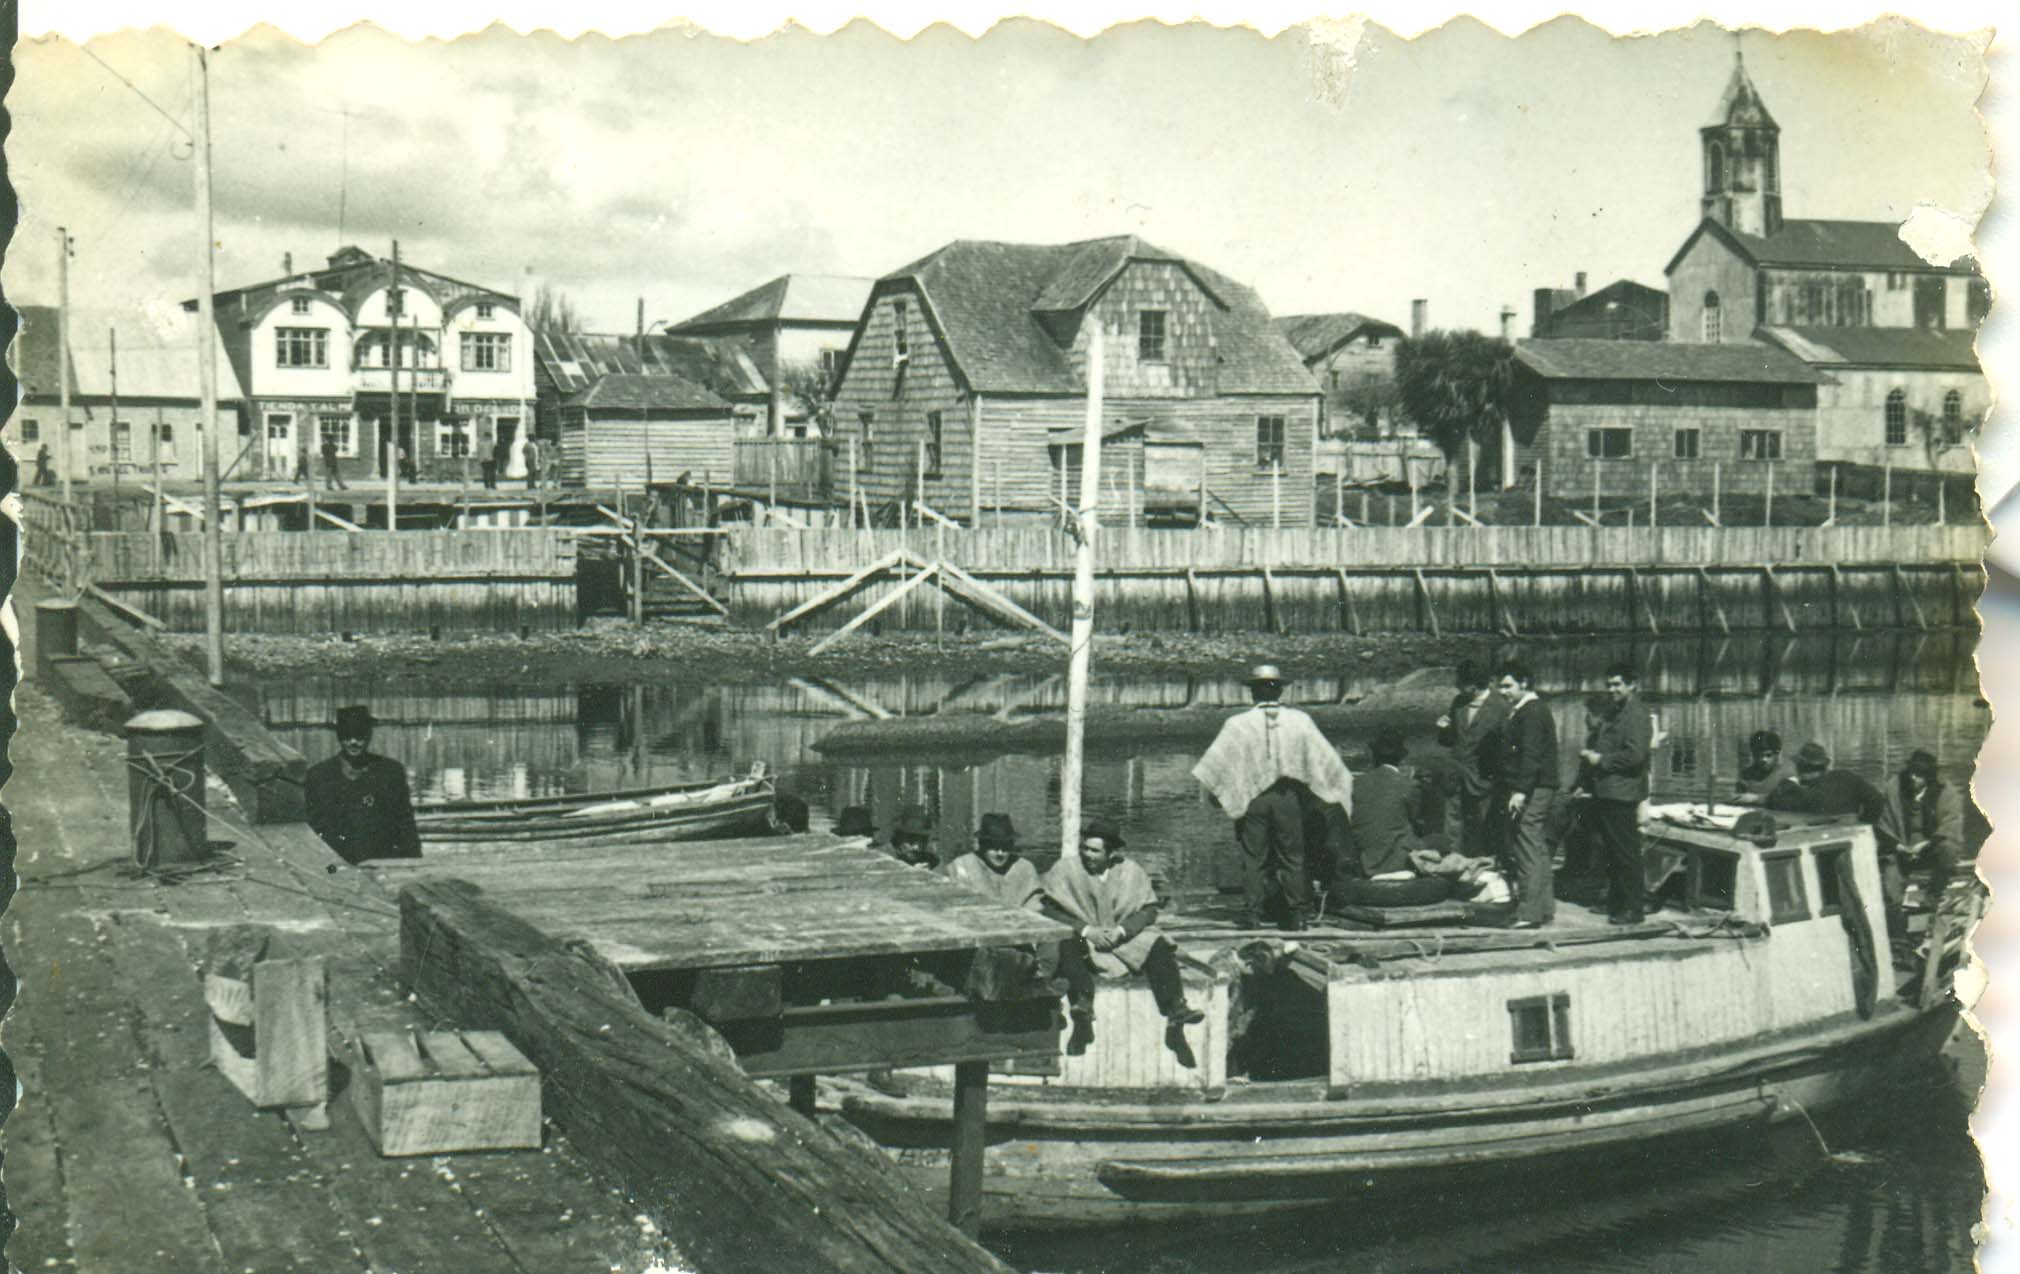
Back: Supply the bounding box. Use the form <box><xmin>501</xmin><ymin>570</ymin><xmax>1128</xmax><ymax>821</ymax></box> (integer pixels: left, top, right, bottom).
<box><xmin>1193</xmin><ymin>664</ymin><xmax>1355</xmax><ymax>930</ymax></box>
<box><xmin>1040</xmin><ymin>819</ymin><xmax>1205</xmax><ymax>1067</ymax></box>
<box><xmin>941</xmin><ymin>813</ymin><xmax>1043</xmax><ymax>910</ymax></box>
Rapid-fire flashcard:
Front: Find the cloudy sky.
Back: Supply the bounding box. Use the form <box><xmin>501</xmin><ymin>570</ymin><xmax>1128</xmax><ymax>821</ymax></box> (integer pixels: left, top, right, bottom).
<box><xmin>4</xmin><ymin>16</ymin><xmax>1992</xmax><ymax>343</ymax></box>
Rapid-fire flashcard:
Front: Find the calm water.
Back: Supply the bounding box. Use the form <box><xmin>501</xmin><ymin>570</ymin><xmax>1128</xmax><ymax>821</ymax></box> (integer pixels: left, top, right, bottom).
<box><xmin>254</xmin><ymin>630</ymin><xmax>1988</xmax><ymax>1273</ymax></box>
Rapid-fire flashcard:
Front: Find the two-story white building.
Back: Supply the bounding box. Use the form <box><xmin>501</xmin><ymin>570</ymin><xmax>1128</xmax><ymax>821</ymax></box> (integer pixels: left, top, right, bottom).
<box><xmin>194</xmin><ymin>246</ymin><xmax>538</xmax><ymax>483</ymax></box>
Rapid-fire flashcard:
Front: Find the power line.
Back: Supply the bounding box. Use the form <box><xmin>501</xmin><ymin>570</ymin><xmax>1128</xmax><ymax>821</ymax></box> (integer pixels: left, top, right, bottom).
<box><xmin>77</xmin><ymin>43</ymin><xmax>193</xmax><ymax>140</ymax></box>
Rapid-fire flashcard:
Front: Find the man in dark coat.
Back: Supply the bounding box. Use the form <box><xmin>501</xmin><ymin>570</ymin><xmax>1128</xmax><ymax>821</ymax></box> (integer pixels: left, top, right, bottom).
<box><xmin>1577</xmin><ymin>663</ymin><xmax>1655</xmax><ymax>924</ymax></box>
<box><xmin>1437</xmin><ymin>661</ymin><xmax>1507</xmax><ymax>857</ymax></box>
<box><xmin>1875</xmin><ymin>749</ymin><xmax>1964</xmax><ymax>933</ymax></box>
<box><xmin>1767</xmin><ymin>743</ymin><xmax>1885</xmax><ymax>823</ymax></box>
<box><xmin>1494</xmin><ymin>660</ymin><xmax>1560</xmax><ymax>929</ymax></box>
<box><xmin>1350</xmin><ymin>728</ymin><xmax>1440</xmax><ymax>879</ymax></box>
<box><xmin>885</xmin><ymin>802</ymin><xmax>940</xmax><ymax>868</ymax></box>
<box><xmin>304</xmin><ymin>706</ymin><xmax>421</xmax><ymax>864</ymax></box>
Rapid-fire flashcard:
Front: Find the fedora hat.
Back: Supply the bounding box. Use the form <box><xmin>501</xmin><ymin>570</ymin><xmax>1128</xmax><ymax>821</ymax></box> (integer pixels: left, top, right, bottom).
<box><xmin>333</xmin><ymin>705</ymin><xmax>377</xmax><ymax>737</ymax></box>
<box><xmin>833</xmin><ymin>805</ymin><xmax>875</xmax><ymax>838</ymax></box>
<box><xmin>975</xmin><ymin>812</ymin><xmax>1018</xmax><ymax>849</ymax></box>
<box><xmin>1794</xmin><ymin>741</ymin><xmax>1831</xmax><ymax>772</ymax></box>
<box><xmin>892</xmin><ymin>803</ymin><xmax>935</xmax><ymax>839</ymax></box>
<box><xmin>1081</xmin><ymin>816</ymin><xmax>1126</xmax><ymax>851</ymax></box>
<box><xmin>1243</xmin><ymin>663</ymin><xmax>1290</xmax><ymax>687</ymax></box>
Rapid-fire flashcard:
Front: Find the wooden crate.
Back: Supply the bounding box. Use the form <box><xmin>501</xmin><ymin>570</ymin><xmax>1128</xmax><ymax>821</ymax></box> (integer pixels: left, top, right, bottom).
<box><xmin>346</xmin><ymin>1029</ymin><xmax>541</xmax><ymax>1157</ymax></box>
<box><xmin>202</xmin><ymin>928</ymin><xmax>328</xmax><ymax>1118</ymax></box>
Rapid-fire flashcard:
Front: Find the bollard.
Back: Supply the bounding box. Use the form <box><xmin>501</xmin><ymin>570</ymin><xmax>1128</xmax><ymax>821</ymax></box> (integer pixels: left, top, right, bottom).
<box><xmin>125</xmin><ymin>709</ymin><xmax>209</xmax><ymax>868</ymax></box>
<box><xmin>34</xmin><ymin>599</ymin><xmax>79</xmax><ymax>680</ymax></box>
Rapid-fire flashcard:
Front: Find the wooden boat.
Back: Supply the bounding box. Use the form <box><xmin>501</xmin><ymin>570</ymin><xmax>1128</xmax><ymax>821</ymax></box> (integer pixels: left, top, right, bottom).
<box><xmin>415</xmin><ymin>764</ymin><xmax>779</xmax><ymax>844</ymax></box>
<box><xmin>832</xmin><ymin>805</ymin><xmax>1977</xmax><ymax>1229</ymax></box>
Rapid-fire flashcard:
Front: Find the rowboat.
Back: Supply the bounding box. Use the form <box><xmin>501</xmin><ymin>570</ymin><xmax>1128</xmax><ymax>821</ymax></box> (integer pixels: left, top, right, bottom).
<box><xmin>415</xmin><ymin>763</ymin><xmax>779</xmax><ymax>844</ymax></box>
<box><xmin>832</xmin><ymin>805</ymin><xmax>1976</xmax><ymax>1230</ymax></box>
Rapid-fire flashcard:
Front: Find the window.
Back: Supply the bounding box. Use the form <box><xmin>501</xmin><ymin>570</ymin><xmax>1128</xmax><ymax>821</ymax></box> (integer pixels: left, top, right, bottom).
<box><xmin>153</xmin><ymin>422</ymin><xmax>177</xmax><ymax>462</ymax></box>
<box><xmin>1327</xmin><ymin>369</ymin><xmax>1339</xmax><ymax>391</ymax></box>
<box><xmin>893</xmin><ymin>301</ymin><xmax>909</xmax><ymax>362</ymax></box>
<box><xmin>20</xmin><ymin>419</ymin><xmax>37</xmax><ymax>442</ymax></box>
<box><xmin>1942</xmin><ymin>390</ymin><xmax>1965</xmax><ymax>445</ymax></box>
<box><xmin>386</xmin><ymin>287</ymin><xmax>405</xmax><ymax>317</ymax></box>
<box><xmin>1763</xmin><ymin>851</ymin><xmax>1810</xmax><ymax>924</ymax></box>
<box><xmin>1507</xmin><ymin>993</ymin><xmax>1574</xmax><ymax>1064</ymax></box>
<box><xmin>318</xmin><ymin>415</ymin><xmax>354</xmax><ymax>457</ymax></box>
<box><xmin>461</xmin><ymin>331</ymin><xmax>512</xmax><ymax>372</ymax></box>
<box><xmin>1968</xmin><ymin>280</ymin><xmax>1991</xmax><ymax>327</ymax></box>
<box><xmin>1763</xmin><ymin>143</ymin><xmax>1778</xmax><ymax>193</ymax></box>
<box><xmin>1739</xmin><ymin>429</ymin><xmax>1782</xmax><ymax>461</ymax></box>
<box><xmin>436</xmin><ymin>417</ymin><xmax>473</xmax><ymax>457</ymax></box>
<box><xmin>291</xmin><ymin>296</ymin><xmax>312</xmax><ymax>316</ymax></box>
<box><xmin>858</xmin><ymin>409</ymin><xmax>876</xmax><ymax>466</ymax></box>
<box><xmin>1887</xmin><ymin>272</ymin><xmax>1907</xmax><ymax>291</ymax></box>
<box><xmin>111</xmin><ymin>420</ymin><xmax>132</xmax><ymax>465</ymax></box>
<box><xmin>266</xmin><ymin>413</ymin><xmax>293</xmax><ymax>440</ymax></box>
<box><xmin>1673</xmin><ymin>428</ymin><xmax>1701</xmax><ymax>460</ymax></box>
<box><xmin>1668</xmin><ymin>735</ymin><xmax>1698</xmax><ymax>777</ymax></box>
<box><xmin>275</xmin><ymin>327</ymin><xmax>329</xmax><ymax>368</ymax></box>
<box><xmin>820</xmin><ymin>348</ymin><xmax>841</xmax><ymax>380</ymax></box>
<box><xmin>1139</xmin><ymin>310</ymin><xmax>1168</xmax><ymax>362</ymax></box>
<box><xmin>1813</xmin><ymin>842</ymin><xmax>1851</xmax><ymax>917</ymax></box>
<box><xmin>1366</xmin><ymin>335</ymin><xmax>1383</xmax><ymax>349</ymax></box>
<box><xmin>476</xmin><ymin>302</ymin><xmax>494</xmax><ymax>320</ymax></box>
<box><xmin>924</xmin><ymin>410</ymin><xmax>944</xmax><ymax>477</ymax></box>
<box><xmin>1884</xmin><ymin>389</ymin><xmax>1908</xmax><ymax>447</ymax></box>
<box><xmin>1255</xmin><ymin>415</ymin><xmax>1286</xmax><ymax>469</ymax></box>
<box><xmin>1687</xmin><ymin>848</ymin><xmax>1739</xmax><ymax>911</ymax></box>
<box><xmin>1705</xmin><ymin>141</ymin><xmax>1724</xmax><ymax>194</ymax></box>
<box><xmin>1702</xmin><ymin>291</ymin><xmax>1722</xmax><ymax>344</ymax></box>
<box><xmin>1586</xmin><ymin>427</ymin><xmax>1632</xmax><ymax>459</ymax></box>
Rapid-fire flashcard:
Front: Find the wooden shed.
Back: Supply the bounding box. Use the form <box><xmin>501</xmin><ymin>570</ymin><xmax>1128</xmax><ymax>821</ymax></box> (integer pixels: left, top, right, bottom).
<box><xmin>556</xmin><ymin>373</ymin><xmax>744</xmax><ymax>490</ymax></box>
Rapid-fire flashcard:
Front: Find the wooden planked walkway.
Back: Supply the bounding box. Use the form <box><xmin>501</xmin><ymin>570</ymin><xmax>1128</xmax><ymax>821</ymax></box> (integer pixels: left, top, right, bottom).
<box><xmin>1</xmin><ymin>671</ymin><xmax>679</xmax><ymax>1273</ymax></box>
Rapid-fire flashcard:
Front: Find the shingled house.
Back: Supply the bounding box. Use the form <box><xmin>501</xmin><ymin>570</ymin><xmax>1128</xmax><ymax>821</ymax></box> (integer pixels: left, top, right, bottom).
<box><xmin>666</xmin><ymin>274</ymin><xmax>874</xmax><ymax>436</ymax></box>
<box><xmin>1512</xmin><ymin>339</ymin><xmax>1824</xmax><ymax>502</ymax></box>
<box><xmin>827</xmin><ymin>236</ymin><xmax>1321</xmax><ymax>526</ymax></box>
<box><xmin>554</xmin><ymin>372</ymin><xmax>744</xmax><ymax>489</ymax></box>
<box><xmin>1272</xmin><ymin>311</ymin><xmax>1406</xmax><ymax>437</ymax></box>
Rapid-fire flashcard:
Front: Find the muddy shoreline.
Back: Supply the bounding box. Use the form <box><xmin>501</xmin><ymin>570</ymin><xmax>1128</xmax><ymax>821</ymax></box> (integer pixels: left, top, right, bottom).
<box><xmin>160</xmin><ymin>622</ymin><xmax>1493</xmax><ymax>687</ymax></box>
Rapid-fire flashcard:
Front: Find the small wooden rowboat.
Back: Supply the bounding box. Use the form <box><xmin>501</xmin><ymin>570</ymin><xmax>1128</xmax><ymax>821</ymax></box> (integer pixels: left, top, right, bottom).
<box><xmin>416</xmin><ymin>764</ymin><xmax>779</xmax><ymax>844</ymax></box>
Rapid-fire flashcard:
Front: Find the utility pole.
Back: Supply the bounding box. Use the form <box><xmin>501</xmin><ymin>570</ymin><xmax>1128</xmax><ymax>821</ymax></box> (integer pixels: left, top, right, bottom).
<box><xmin>109</xmin><ymin>326</ymin><xmax>121</xmax><ymax>504</ymax></box>
<box><xmin>193</xmin><ymin>46</ymin><xmax>225</xmax><ymax>685</ymax></box>
<box><xmin>57</xmin><ymin>226</ymin><xmax>73</xmax><ymax>507</ymax></box>
<box><xmin>1059</xmin><ymin>321</ymin><xmax>1105</xmax><ymax>864</ymax></box>
<box><xmin>387</xmin><ymin>240</ymin><xmax>401</xmax><ymax>531</ymax></box>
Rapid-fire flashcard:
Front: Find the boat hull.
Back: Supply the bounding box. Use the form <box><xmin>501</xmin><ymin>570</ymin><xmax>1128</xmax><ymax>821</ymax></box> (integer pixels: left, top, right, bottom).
<box><xmin>417</xmin><ymin>783</ymin><xmax>777</xmax><ymax>844</ymax></box>
<box><xmin>838</xmin><ymin>1000</ymin><xmax>1956</xmax><ymax>1229</ymax></box>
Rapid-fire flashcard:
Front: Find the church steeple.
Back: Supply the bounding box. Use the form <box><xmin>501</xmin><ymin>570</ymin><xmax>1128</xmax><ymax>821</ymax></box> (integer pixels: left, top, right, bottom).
<box><xmin>1700</xmin><ymin>49</ymin><xmax>1783</xmax><ymax>237</ymax></box>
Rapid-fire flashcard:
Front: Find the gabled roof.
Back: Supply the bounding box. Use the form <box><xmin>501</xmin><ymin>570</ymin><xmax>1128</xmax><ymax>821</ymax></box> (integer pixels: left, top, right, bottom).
<box><xmin>534</xmin><ymin>329</ymin><xmax>768</xmax><ymax>401</ymax></box>
<box><xmin>1533</xmin><ymin>280</ymin><xmax>1670</xmax><ymax>338</ymax></box>
<box><xmin>669</xmin><ymin>274</ymin><xmax>875</xmax><ymax>332</ymax></box>
<box><xmin>1666</xmin><ymin>217</ymin><xmax>1981</xmax><ymax>277</ymax></box>
<box><xmin>1757</xmin><ymin>325</ymin><xmax>1982</xmax><ymax>372</ymax></box>
<box><xmin>197</xmin><ymin>245</ymin><xmax>518</xmax><ymax>328</ymax></box>
<box><xmin>1513</xmin><ymin>338</ymin><xmax>1824</xmax><ymax>384</ymax></box>
<box><xmin>13</xmin><ymin>304</ymin><xmax>245</xmax><ymax>401</ymax></box>
<box><xmin>1272</xmin><ymin>312</ymin><xmax>1405</xmax><ymax>363</ymax></box>
<box><xmin>563</xmin><ymin>373</ymin><xmax>730</xmax><ymax>412</ymax></box>
<box><xmin>1705</xmin><ymin>55</ymin><xmax>1777</xmax><ymax>130</ymax></box>
<box><xmin>860</xmin><ymin>236</ymin><xmax>1315</xmax><ymax>396</ymax></box>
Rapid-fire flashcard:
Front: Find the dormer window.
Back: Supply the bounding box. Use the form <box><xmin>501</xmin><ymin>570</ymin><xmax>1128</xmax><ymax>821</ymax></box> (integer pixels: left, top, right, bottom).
<box><xmin>476</xmin><ymin>302</ymin><xmax>495</xmax><ymax>320</ymax></box>
<box><xmin>291</xmin><ymin>296</ymin><xmax>311</xmax><ymax>316</ymax></box>
<box><xmin>1139</xmin><ymin>310</ymin><xmax>1167</xmax><ymax>362</ymax></box>
<box><xmin>893</xmin><ymin>300</ymin><xmax>910</xmax><ymax>362</ymax></box>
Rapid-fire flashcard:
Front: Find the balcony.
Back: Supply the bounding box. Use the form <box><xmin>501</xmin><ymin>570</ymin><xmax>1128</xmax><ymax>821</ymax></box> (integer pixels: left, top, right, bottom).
<box><xmin>353</xmin><ymin>366</ymin><xmax>449</xmax><ymax>394</ymax></box>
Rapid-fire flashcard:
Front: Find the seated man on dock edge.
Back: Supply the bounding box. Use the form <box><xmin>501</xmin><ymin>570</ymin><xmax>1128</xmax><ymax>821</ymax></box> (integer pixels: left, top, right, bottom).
<box><xmin>942</xmin><ymin>813</ymin><xmax>1043</xmax><ymax>909</ymax></box>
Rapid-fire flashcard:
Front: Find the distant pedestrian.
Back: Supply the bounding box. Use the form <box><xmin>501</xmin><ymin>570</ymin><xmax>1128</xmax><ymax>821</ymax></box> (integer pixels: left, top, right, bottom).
<box><xmin>1494</xmin><ymin>660</ymin><xmax>1560</xmax><ymax>930</ymax></box>
<box><xmin>523</xmin><ymin>436</ymin><xmax>542</xmax><ymax>489</ymax></box>
<box><xmin>1577</xmin><ymin>663</ymin><xmax>1654</xmax><ymax>925</ymax></box>
<box><xmin>492</xmin><ymin>436</ymin><xmax>512</xmax><ymax>486</ymax></box>
<box><xmin>33</xmin><ymin>443</ymin><xmax>52</xmax><ymax>486</ymax></box>
<box><xmin>321</xmin><ymin>437</ymin><xmax>346</xmax><ymax>490</ymax></box>
<box><xmin>304</xmin><ymin>706</ymin><xmax>421</xmax><ymax>865</ymax></box>
<box><xmin>1193</xmin><ymin>662</ymin><xmax>1355</xmax><ymax>931</ymax></box>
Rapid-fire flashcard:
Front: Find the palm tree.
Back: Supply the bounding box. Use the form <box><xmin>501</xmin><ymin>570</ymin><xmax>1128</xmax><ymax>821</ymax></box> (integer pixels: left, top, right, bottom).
<box><xmin>1393</xmin><ymin>330</ymin><xmax>1533</xmax><ymax>505</ymax></box>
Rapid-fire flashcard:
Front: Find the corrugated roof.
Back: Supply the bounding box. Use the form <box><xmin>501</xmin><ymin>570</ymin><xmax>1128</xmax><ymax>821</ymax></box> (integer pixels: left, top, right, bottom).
<box><xmin>876</xmin><ymin>237</ymin><xmax>1315</xmax><ymax>396</ymax></box>
<box><xmin>1513</xmin><ymin>338</ymin><xmax>1824</xmax><ymax>384</ymax></box>
<box><xmin>564</xmin><ymin>373</ymin><xmax>730</xmax><ymax>412</ymax></box>
<box><xmin>1758</xmin><ymin>325</ymin><xmax>1981</xmax><ymax>371</ymax></box>
<box><xmin>1272</xmin><ymin>312</ymin><xmax>1404</xmax><ymax>362</ymax></box>
<box><xmin>535</xmin><ymin>329</ymin><xmax>767</xmax><ymax>400</ymax></box>
<box><xmin>13</xmin><ymin>304</ymin><xmax>246</xmax><ymax>401</ymax></box>
<box><xmin>1706</xmin><ymin>56</ymin><xmax>1778</xmax><ymax>130</ymax></box>
<box><xmin>1734</xmin><ymin>220</ymin><xmax>1967</xmax><ymax>272</ymax></box>
<box><xmin>669</xmin><ymin>274</ymin><xmax>874</xmax><ymax>331</ymax></box>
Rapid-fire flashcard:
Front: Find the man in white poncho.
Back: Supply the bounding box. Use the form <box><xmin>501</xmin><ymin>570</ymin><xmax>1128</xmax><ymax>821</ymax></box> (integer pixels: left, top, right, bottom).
<box><xmin>1193</xmin><ymin>664</ymin><xmax>1355</xmax><ymax>931</ymax></box>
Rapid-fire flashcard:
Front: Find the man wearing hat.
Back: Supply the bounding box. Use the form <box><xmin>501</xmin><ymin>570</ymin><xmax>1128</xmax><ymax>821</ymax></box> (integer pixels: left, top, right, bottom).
<box><xmin>885</xmin><ymin>802</ymin><xmax>940</xmax><ymax>868</ymax></box>
<box><xmin>1039</xmin><ymin>818</ymin><xmax>1205</xmax><ymax>1066</ymax></box>
<box><xmin>1192</xmin><ymin>663</ymin><xmax>1355</xmax><ymax>931</ymax></box>
<box><xmin>942</xmin><ymin>813</ymin><xmax>1043</xmax><ymax>910</ymax></box>
<box><xmin>304</xmin><ymin>705</ymin><xmax>421</xmax><ymax>864</ymax></box>
<box><xmin>1766</xmin><ymin>743</ymin><xmax>1885</xmax><ymax>824</ymax></box>
<box><xmin>1876</xmin><ymin>749</ymin><xmax>1964</xmax><ymax>933</ymax></box>
<box><xmin>833</xmin><ymin>805</ymin><xmax>877</xmax><ymax>844</ymax></box>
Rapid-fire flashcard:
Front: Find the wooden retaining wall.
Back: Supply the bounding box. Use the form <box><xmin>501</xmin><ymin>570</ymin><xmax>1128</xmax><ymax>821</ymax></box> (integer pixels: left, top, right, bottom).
<box><xmin>83</xmin><ymin>529</ymin><xmax>579</xmax><ymax>635</ymax></box>
<box><xmin>724</xmin><ymin>525</ymin><xmax>1988</xmax><ymax>637</ymax></box>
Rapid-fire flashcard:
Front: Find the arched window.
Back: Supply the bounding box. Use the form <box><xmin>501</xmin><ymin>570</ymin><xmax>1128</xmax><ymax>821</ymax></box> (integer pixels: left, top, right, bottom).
<box><xmin>1763</xmin><ymin>142</ymin><xmax>1779</xmax><ymax>194</ymax></box>
<box><xmin>1884</xmin><ymin>389</ymin><xmax>1908</xmax><ymax>447</ymax></box>
<box><xmin>1705</xmin><ymin>141</ymin><xmax>1725</xmax><ymax>194</ymax></box>
<box><xmin>1702</xmin><ymin>292</ymin><xmax>1722</xmax><ymax>343</ymax></box>
<box><xmin>1942</xmin><ymin>389</ymin><xmax>1965</xmax><ymax>445</ymax></box>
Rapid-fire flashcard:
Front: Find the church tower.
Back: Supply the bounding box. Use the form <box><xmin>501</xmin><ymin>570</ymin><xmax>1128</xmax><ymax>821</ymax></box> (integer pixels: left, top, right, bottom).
<box><xmin>1699</xmin><ymin>51</ymin><xmax>1783</xmax><ymax>238</ymax></box>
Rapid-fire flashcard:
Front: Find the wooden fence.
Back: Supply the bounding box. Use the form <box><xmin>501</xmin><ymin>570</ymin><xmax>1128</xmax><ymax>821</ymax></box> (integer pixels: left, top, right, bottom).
<box><xmin>721</xmin><ymin>524</ymin><xmax>1989</xmax><ymax>637</ymax></box>
<box><xmin>733</xmin><ymin>439</ymin><xmax>834</xmax><ymax>500</ymax></box>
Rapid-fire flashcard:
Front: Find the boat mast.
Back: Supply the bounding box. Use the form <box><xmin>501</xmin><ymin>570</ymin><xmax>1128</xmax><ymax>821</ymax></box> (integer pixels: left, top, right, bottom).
<box><xmin>1059</xmin><ymin>321</ymin><xmax>1105</xmax><ymax>863</ymax></box>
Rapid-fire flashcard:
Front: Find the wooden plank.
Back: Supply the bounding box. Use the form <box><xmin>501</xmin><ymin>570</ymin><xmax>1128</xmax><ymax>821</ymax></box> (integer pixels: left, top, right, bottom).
<box><xmin>765</xmin><ymin>546</ymin><xmax>916</xmax><ymax>633</ymax></box>
<box><xmin>722</xmin><ymin>994</ymin><xmax>1057</xmax><ymax>1079</ymax></box>
<box><xmin>398</xmin><ymin>878</ymin><xmax>1015</xmax><ymax>1274</ymax></box>
<box><xmin>808</xmin><ymin>564</ymin><xmax>940</xmax><ymax>657</ymax></box>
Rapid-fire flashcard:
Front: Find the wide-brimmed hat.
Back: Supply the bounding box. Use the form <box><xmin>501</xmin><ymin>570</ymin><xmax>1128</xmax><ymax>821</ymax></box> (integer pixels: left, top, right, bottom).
<box><xmin>1794</xmin><ymin>741</ymin><xmax>1831</xmax><ymax>772</ymax></box>
<box><xmin>975</xmin><ymin>812</ymin><xmax>1018</xmax><ymax>849</ymax></box>
<box><xmin>834</xmin><ymin>805</ymin><xmax>875</xmax><ymax>837</ymax></box>
<box><xmin>892</xmin><ymin>803</ymin><xmax>935</xmax><ymax>839</ymax></box>
<box><xmin>333</xmin><ymin>705</ymin><xmax>377</xmax><ymax>737</ymax></box>
<box><xmin>1244</xmin><ymin>663</ymin><xmax>1290</xmax><ymax>687</ymax></box>
<box><xmin>1081</xmin><ymin>817</ymin><xmax>1126</xmax><ymax>851</ymax></box>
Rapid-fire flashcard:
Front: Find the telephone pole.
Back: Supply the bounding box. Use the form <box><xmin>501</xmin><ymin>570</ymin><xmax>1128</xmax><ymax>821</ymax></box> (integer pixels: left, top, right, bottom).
<box><xmin>388</xmin><ymin>239</ymin><xmax>401</xmax><ymax>530</ymax></box>
<box><xmin>57</xmin><ymin>227</ymin><xmax>72</xmax><ymax>506</ymax></box>
<box><xmin>109</xmin><ymin>326</ymin><xmax>121</xmax><ymax>502</ymax></box>
<box><xmin>193</xmin><ymin>44</ymin><xmax>225</xmax><ymax>685</ymax></box>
